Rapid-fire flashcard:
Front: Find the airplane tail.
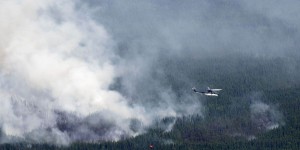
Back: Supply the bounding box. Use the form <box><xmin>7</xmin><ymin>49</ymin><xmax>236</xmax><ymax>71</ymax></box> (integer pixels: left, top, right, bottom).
<box><xmin>192</xmin><ymin>87</ymin><xmax>197</xmax><ymax>92</ymax></box>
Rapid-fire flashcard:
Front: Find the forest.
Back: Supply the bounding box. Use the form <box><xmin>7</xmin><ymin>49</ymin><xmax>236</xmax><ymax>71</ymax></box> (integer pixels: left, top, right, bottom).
<box><xmin>1</xmin><ymin>53</ymin><xmax>300</xmax><ymax>150</ymax></box>
<box><xmin>1</xmin><ymin>0</ymin><xmax>300</xmax><ymax>149</ymax></box>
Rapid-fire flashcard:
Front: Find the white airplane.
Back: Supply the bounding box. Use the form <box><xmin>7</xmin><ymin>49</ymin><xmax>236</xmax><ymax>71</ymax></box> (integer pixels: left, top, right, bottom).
<box><xmin>192</xmin><ymin>87</ymin><xmax>222</xmax><ymax>96</ymax></box>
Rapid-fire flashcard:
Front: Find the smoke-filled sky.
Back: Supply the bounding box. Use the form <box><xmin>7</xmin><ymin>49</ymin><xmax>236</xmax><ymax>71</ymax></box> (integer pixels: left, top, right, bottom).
<box><xmin>0</xmin><ymin>0</ymin><xmax>299</xmax><ymax>145</ymax></box>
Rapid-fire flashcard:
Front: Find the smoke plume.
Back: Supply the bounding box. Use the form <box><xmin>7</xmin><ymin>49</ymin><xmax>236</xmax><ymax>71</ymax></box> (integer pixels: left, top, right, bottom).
<box><xmin>1</xmin><ymin>0</ymin><xmax>300</xmax><ymax>145</ymax></box>
<box><xmin>0</xmin><ymin>0</ymin><xmax>203</xmax><ymax>145</ymax></box>
<box><xmin>250</xmin><ymin>93</ymin><xmax>284</xmax><ymax>131</ymax></box>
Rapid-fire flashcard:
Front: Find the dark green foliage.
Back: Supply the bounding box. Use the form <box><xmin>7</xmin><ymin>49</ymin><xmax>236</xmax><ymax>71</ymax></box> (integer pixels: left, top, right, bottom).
<box><xmin>1</xmin><ymin>54</ymin><xmax>300</xmax><ymax>149</ymax></box>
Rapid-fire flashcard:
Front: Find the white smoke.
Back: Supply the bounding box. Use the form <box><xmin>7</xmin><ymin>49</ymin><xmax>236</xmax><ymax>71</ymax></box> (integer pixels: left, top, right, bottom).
<box><xmin>0</xmin><ymin>0</ymin><xmax>203</xmax><ymax>145</ymax></box>
<box><xmin>250</xmin><ymin>94</ymin><xmax>284</xmax><ymax>131</ymax></box>
<box><xmin>0</xmin><ymin>0</ymin><xmax>137</xmax><ymax>144</ymax></box>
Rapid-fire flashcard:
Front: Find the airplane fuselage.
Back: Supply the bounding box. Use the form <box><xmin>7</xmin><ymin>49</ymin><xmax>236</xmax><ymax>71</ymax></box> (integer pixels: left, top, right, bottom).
<box><xmin>204</xmin><ymin>93</ymin><xmax>218</xmax><ymax>96</ymax></box>
<box><xmin>192</xmin><ymin>87</ymin><xmax>221</xmax><ymax>96</ymax></box>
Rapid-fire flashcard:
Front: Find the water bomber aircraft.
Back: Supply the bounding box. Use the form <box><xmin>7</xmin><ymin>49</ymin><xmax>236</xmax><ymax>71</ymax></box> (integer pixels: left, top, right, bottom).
<box><xmin>192</xmin><ymin>87</ymin><xmax>222</xmax><ymax>96</ymax></box>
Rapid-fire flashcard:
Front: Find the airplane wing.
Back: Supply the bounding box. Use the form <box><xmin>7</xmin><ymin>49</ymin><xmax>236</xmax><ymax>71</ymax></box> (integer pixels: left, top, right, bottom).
<box><xmin>211</xmin><ymin>89</ymin><xmax>222</xmax><ymax>92</ymax></box>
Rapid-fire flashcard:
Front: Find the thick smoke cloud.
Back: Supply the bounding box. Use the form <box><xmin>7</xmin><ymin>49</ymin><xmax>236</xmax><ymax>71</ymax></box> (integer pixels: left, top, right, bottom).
<box><xmin>0</xmin><ymin>0</ymin><xmax>151</xmax><ymax>145</ymax></box>
<box><xmin>0</xmin><ymin>0</ymin><xmax>203</xmax><ymax>145</ymax></box>
<box><xmin>1</xmin><ymin>0</ymin><xmax>299</xmax><ymax>145</ymax></box>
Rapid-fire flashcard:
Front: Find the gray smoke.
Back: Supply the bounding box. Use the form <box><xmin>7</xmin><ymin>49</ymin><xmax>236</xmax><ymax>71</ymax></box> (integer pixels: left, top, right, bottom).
<box><xmin>250</xmin><ymin>93</ymin><xmax>284</xmax><ymax>131</ymax></box>
<box><xmin>227</xmin><ymin>92</ymin><xmax>284</xmax><ymax>140</ymax></box>
<box><xmin>87</xmin><ymin>0</ymin><xmax>300</xmax><ymax>106</ymax></box>
<box><xmin>0</xmin><ymin>0</ymin><xmax>203</xmax><ymax>145</ymax></box>
<box><xmin>0</xmin><ymin>0</ymin><xmax>152</xmax><ymax>145</ymax></box>
<box><xmin>0</xmin><ymin>0</ymin><xmax>299</xmax><ymax>145</ymax></box>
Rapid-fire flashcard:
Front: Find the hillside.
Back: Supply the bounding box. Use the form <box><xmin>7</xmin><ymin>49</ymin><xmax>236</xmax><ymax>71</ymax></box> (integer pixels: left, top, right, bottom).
<box><xmin>1</xmin><ymin>54</ymin><xmax>300</xmax><ymax>149</ymax></box>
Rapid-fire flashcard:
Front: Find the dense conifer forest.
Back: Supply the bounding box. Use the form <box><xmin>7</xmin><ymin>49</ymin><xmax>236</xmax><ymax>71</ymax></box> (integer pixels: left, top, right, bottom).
<box><xmin>1</xmin><ymin>0</ymin><xmax>300</xmax><ymax>149</ymax></box>
<box><xmin>1</xmin><ymin>54</ymin><xmax>300</xmax><ymax>149</ymax></box>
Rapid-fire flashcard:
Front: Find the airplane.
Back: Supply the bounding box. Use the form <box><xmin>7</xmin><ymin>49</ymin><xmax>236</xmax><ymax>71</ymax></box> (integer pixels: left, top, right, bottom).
<box><xmin>192</xmin><ymin>87</ymin><xmax>222</xmax><ymax>96</ymax></box>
